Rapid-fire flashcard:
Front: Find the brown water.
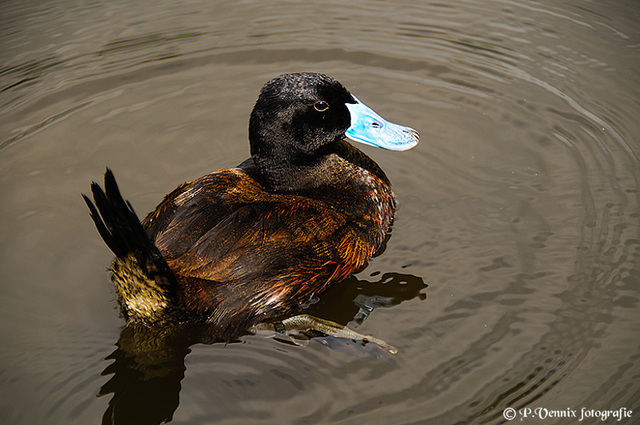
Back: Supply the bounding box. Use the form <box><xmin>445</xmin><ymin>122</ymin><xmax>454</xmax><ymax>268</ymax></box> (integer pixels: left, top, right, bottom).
<box><xmin>1</xmin><ymin>1</ymin><xmax>639</xmax><ymax>424</ymax></box>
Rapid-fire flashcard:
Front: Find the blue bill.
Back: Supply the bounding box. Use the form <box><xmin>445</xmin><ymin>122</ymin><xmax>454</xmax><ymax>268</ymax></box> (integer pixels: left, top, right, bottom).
<box><xmin>345</xmin><ymin>96</ymin><xmax>419</xmax><ymax>151</ymax></box>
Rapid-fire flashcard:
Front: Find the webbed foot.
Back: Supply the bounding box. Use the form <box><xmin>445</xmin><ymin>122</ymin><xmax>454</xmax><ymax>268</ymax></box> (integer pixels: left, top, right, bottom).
<box><xmin>250</xmin><ymin>314</ymin><xmax>397</xmax><ymax>356</ymax></box>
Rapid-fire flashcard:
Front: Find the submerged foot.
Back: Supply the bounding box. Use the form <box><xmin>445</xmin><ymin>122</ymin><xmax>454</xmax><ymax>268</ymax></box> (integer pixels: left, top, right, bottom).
<box><xmin>250</xmin><ymin>314</ymin><xmax>398</xmax><ymax>356</ymax></box>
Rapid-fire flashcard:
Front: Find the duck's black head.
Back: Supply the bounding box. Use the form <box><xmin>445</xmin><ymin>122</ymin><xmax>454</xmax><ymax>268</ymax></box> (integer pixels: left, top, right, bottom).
<box><xmin>248</xmin><ymin>73</ymin><xmax>419</xmax><ymax>192</ymax></box>
<box><xmin>249</xmin><ymin>73</ymin><xmax>353</xmax><ymax>161</ymax></box>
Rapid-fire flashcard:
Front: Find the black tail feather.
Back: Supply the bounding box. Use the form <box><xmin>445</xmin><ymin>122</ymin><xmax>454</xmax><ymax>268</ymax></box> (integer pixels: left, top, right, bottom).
<box><xmin>83</xmin><ymin>168</ymin><xmax>174</xmax><ymax>284</ymax></box>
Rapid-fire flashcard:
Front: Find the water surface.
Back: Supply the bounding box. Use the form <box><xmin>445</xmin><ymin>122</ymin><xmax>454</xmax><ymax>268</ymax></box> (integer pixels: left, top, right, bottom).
<box><xmin>1</xmin><ymin>1</ymin><xmax>639</xmax><ymax>424</ymax></box>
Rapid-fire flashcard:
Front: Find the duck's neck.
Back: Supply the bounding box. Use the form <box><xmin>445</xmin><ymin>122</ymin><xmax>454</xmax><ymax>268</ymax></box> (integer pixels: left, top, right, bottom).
<box><xmin>252</xmin><ymin>154</ymin><xmax>323</xmax><ymax>193</ymax></box>
<box><xmin>250</xmin><ymin>139</ymin><xmax>391</xmax><ymax>193</ymax></box>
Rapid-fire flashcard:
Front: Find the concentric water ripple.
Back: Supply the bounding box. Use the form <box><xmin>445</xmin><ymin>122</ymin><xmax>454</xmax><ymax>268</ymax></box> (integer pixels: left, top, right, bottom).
<box><xmin>1</xmin><ymin>1</ymin><xmax>638</xmax><ymax>424</ymax></box>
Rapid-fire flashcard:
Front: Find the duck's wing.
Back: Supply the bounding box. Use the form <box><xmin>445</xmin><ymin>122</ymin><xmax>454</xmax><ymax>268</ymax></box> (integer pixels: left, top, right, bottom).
<box><xmin>142</xmin><ymin>168</ymin><xmax>269</xmax><ymax>262</ymax></box>
<box><xmin>142</xmin><ymin>168</ymin><xmax>373</xmax><ymax>292</ymax></box>
<box><xmin>141</xmin><ymin>167</ymin><xmax>378</xmax><ymax>335</ymax></box>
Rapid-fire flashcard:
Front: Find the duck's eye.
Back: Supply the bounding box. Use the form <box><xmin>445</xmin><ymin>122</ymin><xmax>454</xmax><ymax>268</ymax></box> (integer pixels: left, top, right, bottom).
<box><xmin>313</xmin><ymin>100</ymin><xmax>330</xmax><ymax>112</ymax></box>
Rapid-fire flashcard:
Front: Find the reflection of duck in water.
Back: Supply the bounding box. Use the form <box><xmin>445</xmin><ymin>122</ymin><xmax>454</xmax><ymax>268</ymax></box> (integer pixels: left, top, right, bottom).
<box><xmin>84</xmin><ymin>73</ymin><xmax>419</xmax><ymax>342</ymax></box>
<box><xmin>100</xmin><ymin>273</ymin><xmax>427</xmax><ymax>424</ymax></box>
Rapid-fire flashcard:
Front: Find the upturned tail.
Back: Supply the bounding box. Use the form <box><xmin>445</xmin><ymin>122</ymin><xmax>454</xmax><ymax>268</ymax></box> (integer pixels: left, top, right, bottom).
<box><xmin>83</xmin><ymin>169</ymin><xmax>177</xmax><ymax>324</ymax></box>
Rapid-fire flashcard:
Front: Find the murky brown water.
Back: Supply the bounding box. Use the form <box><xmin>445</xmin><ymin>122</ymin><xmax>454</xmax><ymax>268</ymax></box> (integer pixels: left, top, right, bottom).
<box><xmin>1</xmin><ymin>1</ymin><xmax>639</xmax><ymax>424</ymax></box>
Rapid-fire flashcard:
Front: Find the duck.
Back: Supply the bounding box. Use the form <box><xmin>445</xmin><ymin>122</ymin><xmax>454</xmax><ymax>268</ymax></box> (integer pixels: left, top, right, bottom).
<box><xmin>84</xmin><ymin>72</ymin><xmax>419</xmax><ymax>342</ymax></box>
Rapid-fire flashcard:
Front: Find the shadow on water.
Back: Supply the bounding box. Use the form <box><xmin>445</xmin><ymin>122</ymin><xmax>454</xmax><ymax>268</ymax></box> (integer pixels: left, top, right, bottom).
<box><xmin>98</xmin><ymin>272</ymin><xmax>427</xmax><ymax>425</ymax></box>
